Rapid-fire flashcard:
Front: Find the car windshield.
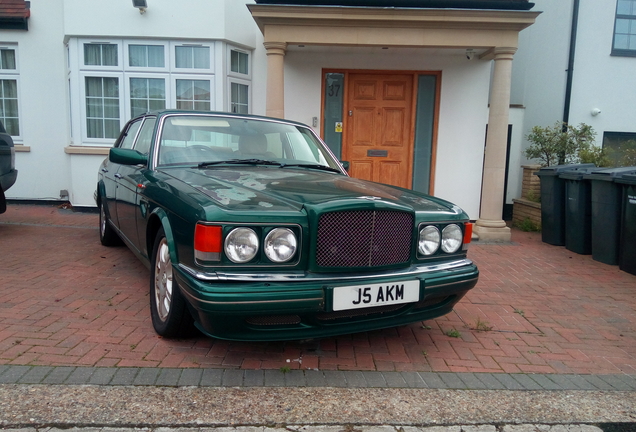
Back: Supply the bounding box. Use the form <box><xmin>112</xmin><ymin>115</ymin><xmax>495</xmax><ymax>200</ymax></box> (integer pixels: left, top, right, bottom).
<box><xmin>156</xmin><ymin>115</ymin><xmax>342</xmax><ymax>171</ymax></box>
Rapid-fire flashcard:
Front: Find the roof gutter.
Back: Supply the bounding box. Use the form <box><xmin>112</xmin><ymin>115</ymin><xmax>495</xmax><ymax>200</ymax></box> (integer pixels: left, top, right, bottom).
<box><xmin>562</xmin><ymin>0</ymin><xmax>579</xmax><ymax>125</ymax></box>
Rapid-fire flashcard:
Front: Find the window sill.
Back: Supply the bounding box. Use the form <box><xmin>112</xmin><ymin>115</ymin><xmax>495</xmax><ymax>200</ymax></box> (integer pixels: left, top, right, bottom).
<box><xmin>64</xmin><ymin>146</ymin><xmax>110</xmax><ymax>155</ymax></box>
<box><xmin>14</xmin><ymin>145</ymin><xmax>31</xmax><ymax>152</ymax></box>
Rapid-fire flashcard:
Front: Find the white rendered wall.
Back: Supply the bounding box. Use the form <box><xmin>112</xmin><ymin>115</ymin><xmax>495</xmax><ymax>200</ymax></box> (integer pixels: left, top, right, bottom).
<box><xmin>511</xmin><ymin>0</ymin><xmax>572</xmax><ymax>163</ymax></box>
<box><xmin>567</xmin><ymin>1</ymin><xmax>636</xmax><ymax>145</ymax></box>
<box><xmin>4</xmin><ymin>0</ymin><xmax>71</xmax><ymax>202</ymax></box>
<box><xmin>282</xmin><ymin>48</ymin><xmax>491</xmax><ymax>219</ymax></box>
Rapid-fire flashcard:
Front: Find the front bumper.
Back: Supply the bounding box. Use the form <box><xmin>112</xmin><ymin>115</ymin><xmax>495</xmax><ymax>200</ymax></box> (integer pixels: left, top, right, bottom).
<box><xmin>175</xmin><ymin>259</ymin><xmax>479</xmax><ymax>341</ymax></box>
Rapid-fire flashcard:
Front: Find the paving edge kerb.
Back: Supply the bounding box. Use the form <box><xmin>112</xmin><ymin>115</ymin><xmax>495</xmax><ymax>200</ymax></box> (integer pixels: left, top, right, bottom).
<box><xmin>0</xmin><ymin>365</ymin><xmax>635</xmax><ymax>390</ymax></box>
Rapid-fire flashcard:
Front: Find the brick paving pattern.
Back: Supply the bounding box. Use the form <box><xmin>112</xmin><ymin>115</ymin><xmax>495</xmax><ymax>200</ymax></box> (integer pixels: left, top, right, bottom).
<box><xmin>0</xmin><ymin>203</ymin><xmax>635</xmax><ymax>374</ymax></box>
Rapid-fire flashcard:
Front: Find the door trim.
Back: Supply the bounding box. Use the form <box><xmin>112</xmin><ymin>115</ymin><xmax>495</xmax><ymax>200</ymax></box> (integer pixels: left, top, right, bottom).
<box><xmin>321</xmin><ymin>69</ymin><xmax>441</xmax><ymax>194</ymax></box>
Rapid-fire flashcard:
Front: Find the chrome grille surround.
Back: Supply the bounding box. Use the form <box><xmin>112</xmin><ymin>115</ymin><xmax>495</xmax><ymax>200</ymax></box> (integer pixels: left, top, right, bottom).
<box><xmin>316</xmin><ymin>210</ymin><xmax>414</xmax><ymax>268</ymax></box>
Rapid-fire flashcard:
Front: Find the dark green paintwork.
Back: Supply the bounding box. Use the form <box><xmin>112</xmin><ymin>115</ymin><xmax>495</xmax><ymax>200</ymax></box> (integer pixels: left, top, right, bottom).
<box><xmin>96</xmin><ymin>110</ymin><xmax>478</xmax><ymax>341</ymax></box>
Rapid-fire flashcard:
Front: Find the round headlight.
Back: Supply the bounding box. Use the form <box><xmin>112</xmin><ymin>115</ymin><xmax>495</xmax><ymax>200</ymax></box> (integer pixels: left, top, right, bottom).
<box><xmin>441</xmin><ymin>224</ymin><xmax>463</xmax><ymax>254</ymax></box>
<box><xmin>225</xmin><ymin>228</ymin><xmax>259</xmax><ymax>263</ymax></box>
<box><xmin>418</xmin><ymin>225</ymin><xmax>440</xmax><ymax>256</ymax></box>
<box><xmin>264</xmin><ymin>228</ymin><xmax>298</xmax><ymax>263</ymax></box>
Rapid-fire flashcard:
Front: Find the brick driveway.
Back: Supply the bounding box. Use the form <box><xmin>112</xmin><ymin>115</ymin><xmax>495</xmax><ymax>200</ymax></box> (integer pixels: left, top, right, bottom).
<box><xmin>0</xmin><ymin>203</ymin><xmax>634</xmax><ymax>374</ymax></box>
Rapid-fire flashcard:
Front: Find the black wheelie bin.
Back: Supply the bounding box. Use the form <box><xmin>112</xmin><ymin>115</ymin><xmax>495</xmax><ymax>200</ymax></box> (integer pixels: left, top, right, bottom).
<box><xmin>534</xmin><ymin>164</ymin><xmax>594</xmax><ymax>246</ymax></box>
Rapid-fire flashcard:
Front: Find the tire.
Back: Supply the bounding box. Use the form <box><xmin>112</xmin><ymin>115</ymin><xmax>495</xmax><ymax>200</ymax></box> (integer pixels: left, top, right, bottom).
<box><xmin>99</xmin><ymin>200</ymin><xmax>122</xmax><ymax>246</ymax></box>
<box><xmin>150</xmin><ymin>228</ymin><xmax>193</xmax><ymax>338</ymax></box>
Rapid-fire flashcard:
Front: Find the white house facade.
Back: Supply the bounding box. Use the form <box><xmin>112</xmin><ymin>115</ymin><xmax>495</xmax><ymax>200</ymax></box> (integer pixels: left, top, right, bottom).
<box><xmin>512</xmin><ymin>0</ymin><xmax>636</xmax><ymax>163</ymax></box>
<box><xmin>1</xmin><ymin>0</ymin><xmax>541</xmax><ymax>242</ymax></box>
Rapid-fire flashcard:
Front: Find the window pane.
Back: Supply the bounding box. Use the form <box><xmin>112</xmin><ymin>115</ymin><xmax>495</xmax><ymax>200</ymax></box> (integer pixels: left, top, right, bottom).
<box><xmin>148</xmin><ymin>78</ymin><xmax>165</xmax><ymax>98</ymax></box>
<box><xmin>87</xmin><ymin>119</ymin><xmax>103</xmax><ymax>138</ymax></box>
<box><xmin>3</xmin><ymin>80</ymin><xmax>17</xmax><ymax>98</ymax></box>
<box><xmin>616</xmin><ymin>18</ymin><xmax>631</xmax><ymax>33</ymax></box>
<box><xmin>175</xmin><ymin>46</ymin><xmax>192</xmax><ymax>68</ymax></box>
<box><xmin>231</xmin><ymin>50</ymin><xmax>248</xmax><ymax>74</ymax></box>
<box><xmin>615</xmin><ymin>34</ymin><xmax>629</xmax><ymax>49</ymax></box>
<box><xmin>0</xmin><ymin>79</ymin><xmax>19</xmax><ymax>136</ymax></box>
<box><xmin>129</xmin><ymin>45</ymin><xmax>147</xmax><ymax>67</ymax></box>
<box><xmin>85</xmin><ymin>76</ymin><xmax>120</xmax><ymax>139</ymax></box>
<box><xmin>193</xmin><ymin>46</ymin><xmax>210</xmax><ymax>69</ymax></box>
<box><xmin>84</xmin><ymin>44</ymin><xmax>101</xmax><ymax>66</ymax></box>
<box><xmin>148</xmin><ymin>45</ymin><xmax>164</xmax><ymax>67</ymax></box>
<box><xmin>102</xmin><ymin>45</ymin><xmax>118</xmax><ymax>66</ymax></box>
<box><xmin>617</xmin><ymin>0</ymin><xmax>634</xmax><ymax>15</ymax></box>
<box><xmin>231</xmin><ymin>82</ymin><xmax>249</xmax><ymax>114</ymax></box>
<box><xmin>85</xmin><ymin>77</ymin><xmax>103</xmax><ymax>97</ymax></box>
<box><xmin>84</xmin><ymin>44</ymin><xmax>118</xmax><ymax>66</ymax></box>
<box><xmin>105</xmin><ymin>120</ymin><xmax>120</xmax><ymax>139</ymax></box>
<box><xmin>176</xmin><ymin>46</ymin><xmax>209</xmax><ymax>69</ymax></box>
<box><xmin>130</xmin><ymin>44</ymin><xmax>165</xmax><ymax>68</ymax></box>
<box><xmin>119</xmin><ymin>120</ymin><xmax>142</xmax><ymax>149</ymax></box>
<box><xmin>103</xmin><ymin>77</ymin><xmax>119</xmax><ymax>97</ymax></box>
<box><xmin>0</xmin><ymin>49</ymin><xmax>16</xmax><ymax>70</ymax></box>
<box><xmin>130</xmin><ymin>77</ymin><xmax>165</xmax><ymax>117</ymax></box>
<box><xmin>4</xmin><ymin>118</ymin><xmax>19</xmax><ymax>136</ymax></box>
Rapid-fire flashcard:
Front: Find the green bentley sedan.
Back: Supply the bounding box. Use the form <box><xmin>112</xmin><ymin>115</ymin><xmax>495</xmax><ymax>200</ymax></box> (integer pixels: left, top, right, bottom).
<box><xmin>96</xmin><ymin>110</ymin><xmax>479</xmax><ymax>341</ymax></box>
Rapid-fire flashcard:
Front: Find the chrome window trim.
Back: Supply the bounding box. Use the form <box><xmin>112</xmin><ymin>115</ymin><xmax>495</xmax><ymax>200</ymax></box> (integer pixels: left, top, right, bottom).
<box><xmin>179</xmin><ymin>258</ymin><xmax>474</xmax><ymax>282</ymax></box>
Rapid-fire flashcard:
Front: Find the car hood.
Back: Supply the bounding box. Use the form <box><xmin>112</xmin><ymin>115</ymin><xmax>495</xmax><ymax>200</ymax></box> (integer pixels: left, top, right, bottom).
<box><xmin>163</xmin><ymin>166</ymin><xmax>460</xmax><ymax>215</ymax></box>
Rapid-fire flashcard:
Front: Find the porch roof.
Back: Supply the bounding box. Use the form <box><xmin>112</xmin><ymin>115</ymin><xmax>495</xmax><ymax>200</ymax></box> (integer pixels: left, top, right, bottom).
<box><xmin>0</xmin><ymin>0</ymin><xmax>30</xmax><ymax>30</ymax></box>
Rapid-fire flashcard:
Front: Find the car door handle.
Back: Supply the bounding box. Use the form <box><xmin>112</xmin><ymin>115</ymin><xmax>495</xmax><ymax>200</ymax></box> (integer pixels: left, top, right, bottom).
<box><xmin>101</xmin><ymin>168</ymin><xmax>108</xmax><ymax>173</ymax></box>
<box><xmin>114</xmin><ymin>173</ymin><xmax>123</xmax><ymax>179</ymax></box>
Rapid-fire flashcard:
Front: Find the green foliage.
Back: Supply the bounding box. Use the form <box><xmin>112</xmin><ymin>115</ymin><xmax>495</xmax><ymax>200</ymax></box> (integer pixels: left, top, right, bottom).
<box><xmin>580</xmin><ymin>139</ymin><xmax>636</xmax><ymax>168</ymax></box>
<box><xmin>445</xmin><ymin>328</ymin><xmax>461</xmax><ymax>338</ymax></box>
<box><xmin>525</xmin><ymin>122</ymin><xmax>596</xmax><ymax>167</ymax></box>
<box><xmin>514</xmin><ymin>217</ymin><xmax>541</xmax><ymax>232</ymax></box>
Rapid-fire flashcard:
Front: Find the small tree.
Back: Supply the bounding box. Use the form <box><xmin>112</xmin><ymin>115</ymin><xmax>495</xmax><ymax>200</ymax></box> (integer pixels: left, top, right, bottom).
<box><xmin>525</xmin><ymin>122</ymin><xmax>596</xmax><ymax>167</ymax></box>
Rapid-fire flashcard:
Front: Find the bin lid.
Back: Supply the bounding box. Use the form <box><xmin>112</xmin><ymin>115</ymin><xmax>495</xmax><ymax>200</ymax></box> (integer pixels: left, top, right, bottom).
<box><xmin>615</xmin><ymin>173</ymin><xmax>636</xmax><ymax>185</ymax></box>
<box><xmin>534</xmin><ymin>163</ymin><xmax>595</xmax><ymax>177</ymax></box>
<box><xmin>558</xmin><ymin>166</ymin><xmax>598</xmax><ymax>180</ymax></box>
<box><xmin>584</xmin><ymin>166</ymin><xmax>636</xmax><ymax>182</ymax></box>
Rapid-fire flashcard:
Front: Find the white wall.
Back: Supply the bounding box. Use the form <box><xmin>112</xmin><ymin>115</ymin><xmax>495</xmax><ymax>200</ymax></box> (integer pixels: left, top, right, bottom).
<box><xmin>282</xmin><ymin>48</ymin><xmax>491</xmax><ymax>219</ymax></box>
<box><xmin>568</xmin><ymin>1</ymin><xmax>636</xmax><ymax>143</ymax></box>
<box><xmin>511</xmin><ymin>0</ymin><xmax>572</xmax><ymax>163</ymax></box>
<box><xmin>5</xmin><ymin>0</ymin><xmax>71</xmax><ymax>202</ymax></box>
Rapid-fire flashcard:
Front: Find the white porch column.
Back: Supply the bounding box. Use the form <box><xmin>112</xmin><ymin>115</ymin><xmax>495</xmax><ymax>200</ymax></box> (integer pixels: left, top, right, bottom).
<box><xmin>264</xmin><ymin>41</ymin><xmax>287</xmax><ymax>118</ymax></box>
<box><xmin>474</xmin><ymin>47</ymin><xmax>517</xmax><ymax>242</ymax></box>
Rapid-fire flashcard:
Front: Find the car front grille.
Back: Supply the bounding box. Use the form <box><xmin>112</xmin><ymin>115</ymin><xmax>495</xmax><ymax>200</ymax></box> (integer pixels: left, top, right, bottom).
<box><xmin>316</xmin><ymin>210</ymin><xmax>413</xmax><ymax>268</ymax></box>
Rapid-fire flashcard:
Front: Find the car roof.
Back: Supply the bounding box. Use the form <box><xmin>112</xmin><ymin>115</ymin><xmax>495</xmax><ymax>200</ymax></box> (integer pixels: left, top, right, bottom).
<box><xmin>132</xmin><ymin>110</ymin><xmax>311</xmax><ymax>129</ymax></box>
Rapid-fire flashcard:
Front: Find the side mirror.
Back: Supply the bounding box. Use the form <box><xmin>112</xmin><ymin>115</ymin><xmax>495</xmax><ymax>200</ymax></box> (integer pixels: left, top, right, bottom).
<box><xmin>109</xmin><ymin>148</ymin><xmax>148</xmax><ymax>166</ymax></box>
<box><xmin>340</xmin><ymin>161</ymin><xmax>350</xmax><ymax>172</ymax></box>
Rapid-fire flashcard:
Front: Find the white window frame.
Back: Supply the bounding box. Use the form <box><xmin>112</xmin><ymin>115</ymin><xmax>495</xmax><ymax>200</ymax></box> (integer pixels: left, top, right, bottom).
<box><xmin>79</xmin><ymin>71</ymin><xmax>125</xmax><ymax>144</ymax></box>
<box><xmin>228</xmin><ymin>77</ymin><xmax>251</xmax><ymax>114</ymax></box>
<box><xmin>172</xmin><ymin>74</ymin><xmax>215</xmax><ymax>111</ymax></box>
<box><xmin>227</xmin><ymin>46</ymin><xmax>251</xmax><ymax>79</ymax></box>
<box><xmin>124</xmin><ymin>40</ymin><xmax>169</xmax><ymax>72</ymax></box>
<box><xmin>125</xmin><ymin>72</ymin><xmax>170</xmax><ymax>119</ymax></box>
<box><xmin>170</xmin><ymin>42</ymin><xmax>214</xmax><ymax>74</ymax></box>
<box><xmin>0</xmin><ymin>44</ymin><xmax>22</xmax><ymax>141</ymax></box>
<box><xmin>78</xmin><ymin>39</ymin><xmax>123</xmax><ymax>71</ymax></box>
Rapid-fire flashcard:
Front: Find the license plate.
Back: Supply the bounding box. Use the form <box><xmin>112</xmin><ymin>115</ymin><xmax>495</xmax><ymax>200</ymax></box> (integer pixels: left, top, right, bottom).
<box><xmin>332</xmin><ymin>280</ymin><xmax>420</xmax><ymax>312</ymax></box>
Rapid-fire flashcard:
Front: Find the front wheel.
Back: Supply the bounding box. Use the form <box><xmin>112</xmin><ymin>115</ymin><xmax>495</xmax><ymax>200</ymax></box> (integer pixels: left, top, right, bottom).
<box><xmin>150</xmin><ymin>228</ymin><xmax>193</xmax><ymax>338</ymax></box>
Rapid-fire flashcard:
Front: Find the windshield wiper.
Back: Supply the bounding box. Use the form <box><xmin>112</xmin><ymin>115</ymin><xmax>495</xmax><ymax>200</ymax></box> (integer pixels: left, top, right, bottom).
<box><xmin>198</xmin><ymin>159</ymin><xmax>280</xmax><ymax>168</ymax></box>
<box><xmin>279</xmin><ymin>163</ymin><xmax>342</xmax><ymax>173</ymax></box>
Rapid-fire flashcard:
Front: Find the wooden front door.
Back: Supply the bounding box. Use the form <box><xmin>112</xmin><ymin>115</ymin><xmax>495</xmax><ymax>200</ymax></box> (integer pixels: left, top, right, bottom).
<box><xmin>343</xmin><ymin>73</ymin><xmax>414</xmax><ymax>189</ymax></box>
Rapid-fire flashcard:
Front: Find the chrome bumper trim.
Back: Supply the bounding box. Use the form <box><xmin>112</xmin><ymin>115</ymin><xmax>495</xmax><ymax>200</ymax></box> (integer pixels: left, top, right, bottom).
<box><xmin>178</xmin><ymin>258</ymin><xmax>474</xmax><ymax>283</ymax></box>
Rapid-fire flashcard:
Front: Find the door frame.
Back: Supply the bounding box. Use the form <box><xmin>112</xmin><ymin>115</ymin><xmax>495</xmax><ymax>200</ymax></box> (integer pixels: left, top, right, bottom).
<box><xmin>320</xmin><ymin>69</ymin><xmax>441</xmax><ymax>195</ymax></box>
